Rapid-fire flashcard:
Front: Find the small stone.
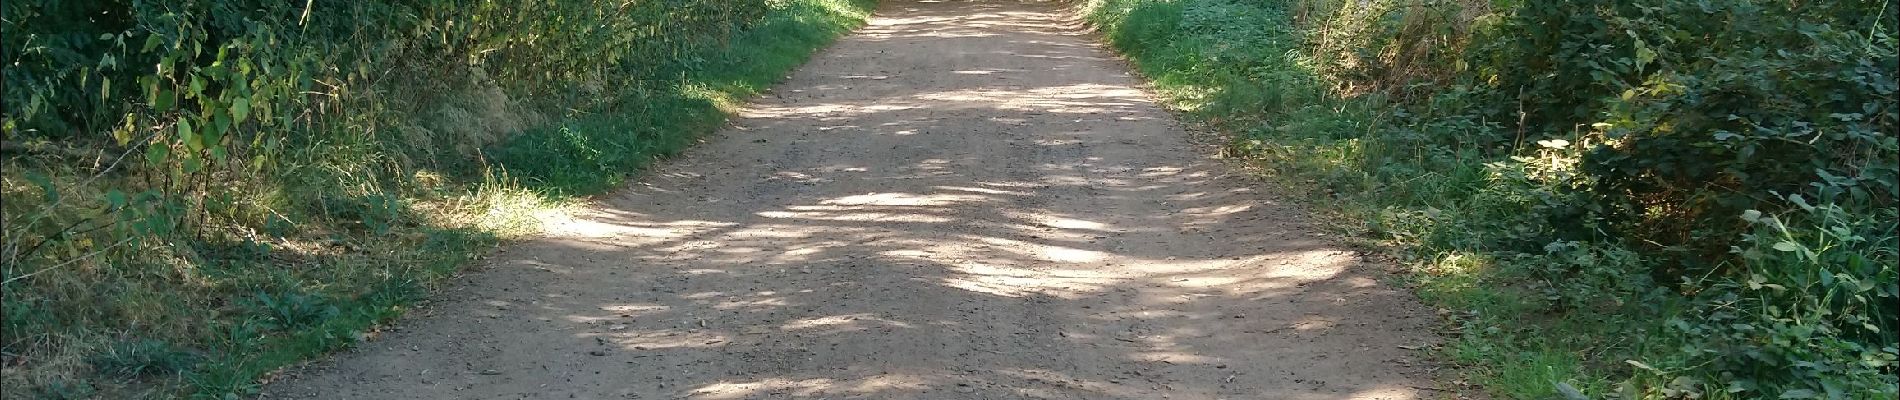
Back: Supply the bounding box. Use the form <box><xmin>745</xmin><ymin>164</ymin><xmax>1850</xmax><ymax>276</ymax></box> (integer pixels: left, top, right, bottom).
<box><xmin>479</xmin><ymin>369</ymin><xmax>502</xmax><ymax>375</ymax></box>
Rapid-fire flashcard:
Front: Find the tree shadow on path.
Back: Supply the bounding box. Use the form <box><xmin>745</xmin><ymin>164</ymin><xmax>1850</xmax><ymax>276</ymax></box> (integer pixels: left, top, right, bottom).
<box><xmin>261</xmin><ymin>1</ymin><xmax>1440</xmax><ymax>399</ymax></box>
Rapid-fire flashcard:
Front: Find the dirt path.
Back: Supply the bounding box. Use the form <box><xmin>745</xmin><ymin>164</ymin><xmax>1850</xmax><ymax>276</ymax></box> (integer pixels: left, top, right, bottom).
<box><xmin>261</xmin><ymin>1</ymin><xmax>1439</xmax><ymax>398</ymax></box>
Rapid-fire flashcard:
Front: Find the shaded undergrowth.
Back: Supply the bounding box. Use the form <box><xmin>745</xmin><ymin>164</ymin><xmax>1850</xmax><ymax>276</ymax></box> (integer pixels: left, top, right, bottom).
<box><xmin>1077</xmin><ymin>0</ymin><xmax>1897</xmax><ymax>398</ymax></box>
<box><xmin>0</xmin><ymin>0</ymin><xmax>875</xmax><ymax>398</ymax></box>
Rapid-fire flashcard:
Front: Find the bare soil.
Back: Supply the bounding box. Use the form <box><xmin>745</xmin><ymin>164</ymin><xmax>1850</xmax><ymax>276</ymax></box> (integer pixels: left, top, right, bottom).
<box><xmin>261</xmin><ymin>1</ymin><xmax>1441</xmax><ymax>398</ymax></box>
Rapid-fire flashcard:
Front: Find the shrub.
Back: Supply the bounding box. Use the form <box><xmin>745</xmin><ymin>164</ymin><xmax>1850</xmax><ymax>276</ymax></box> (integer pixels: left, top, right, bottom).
<box><xmin>1</xmin><ymin>0</ymin><xmax>874</xmax><ymax>396</ymax></box>
<box><xmin>1081</xmin><ymin>0</ymin><xmax>1898</xmax><ymax>397</ymax></box>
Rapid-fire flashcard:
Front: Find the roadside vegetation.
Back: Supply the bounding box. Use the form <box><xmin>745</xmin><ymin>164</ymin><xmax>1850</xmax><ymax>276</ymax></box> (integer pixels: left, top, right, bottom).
<box><xmin>1078</xmin><ymin>0</ymin><xmax>1897</xmax><ymax>398</ymax></box>
<box><xmin>0</xmin><ymin>0</ymin><xmax>873</xmax><ymax>397</ymax></box>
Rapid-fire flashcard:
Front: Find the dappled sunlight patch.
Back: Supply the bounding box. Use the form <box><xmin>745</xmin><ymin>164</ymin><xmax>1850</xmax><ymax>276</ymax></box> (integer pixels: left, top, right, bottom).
<box><xmin>1179</xmin><ymin>203</ymin><xmax>1252</xmax><ymax>217</ymax></box>
<box><xmin>713</xmin><ymin>297</ymin><xmax>792</xmax><ymax>311</ymax></box>
<box><xmin>1159</xmin><ymin>275</ymin><xmax>1249</xmax><ymax>288</ymax></box>
<box><xmin>1127</xmin><ymin>350</ymin><xmax>1223</xmax><ymax>364</ymax></box>
<box><xmin>953</xmin><ymin>69</ymin><xmax>1020</xmax><ymax>74</ymax></box>
<box><xmin>993</xmin><ymin>369</ymin><xmax>1147</xmax><ymax>398</ymax></box>
<box><xmin>1345</xmin><ymin>386</ymin><xmax>1419</xmax><ymax>400</ymax></box>
<box><xmin>821</xmin><ymin>192</ymin><xmax>992</xmax><ymax>206</ymax></box>
<box><xmin>597</xmin><ymin>303</ymin><xmax>671</xmax><ymax>316</ymax></box>
<box><xmin>590</xmin><ymin>328</ymin><xmax>732</xmax><ymax>351</ymax></box>
<box><xmin>688</xmin><ymin>374</ymin><xmax>937</xmax><ymax>399</ymax></box>
<box><xmin>543</xmin><ymin>216</ymin><xmax>736</xmax><ymax>240</ymax></box>
<box><xmin>682</xmin><ymin>291</ymin><xmax>727</xmax><ymax>300</ymax></box>
<box><xmin>1041</xmin><ymin>246</ymin><xmax>1109</xmax><ymax>263</ymax></box>
<box><xmin>498</xmin><ymin>258</ymin><xmax>575</xmax><ymax>274</ymax></box>
<box><xmin>757</xmin><ymin>208</ymin><xmax>958</xmax><ymax>223</ymax></box>
<box><xmin>1422</xmin><ymin>251</ymin><xmax>1490</xmax><ymax>276</ymax></box>
<box><xmin>940</xmin><ymin>263</ymin><xmax>1121</xmax><ymax>298</ymax></box>
<box><xmin>964</xmin><ymin>236</ymin><xmax>1110</xmax><ymax>261</ymax></box>
<box><xmin>1041</xmin><ymin>216</ymin><xmax>1112</xmax><ymax>230</ymax></box>
<box><xmin>742</xmin><ymin>102</ymin><xmax>922</xmax><ymax>120</ymax></box>
<box><xmin>932</xmin><ymin>185</ymin><xmax>1030</xmax><ymax>196</ymax></box>
<box><xmin>779</xmin><ymin>313</ymin><xmax>916</xmax><ymax>333</ymax></box>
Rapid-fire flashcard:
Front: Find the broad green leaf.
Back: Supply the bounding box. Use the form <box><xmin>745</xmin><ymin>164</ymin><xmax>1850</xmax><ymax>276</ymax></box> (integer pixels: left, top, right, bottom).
<box><xmin>182</xmin><ymin>157</ymin><xmax>204</xmax><ymax>173</ymax></box>
<box><xmin>145</xmin><ymin>142</ymin><xmax>170</xmax><ymax>165</ymax></box>
<box><xmin>179</xmin><ymin>119</ymin><xmax>202</xmax><ymax>150</ymax></box>
<box><xmin>154</xmin><ymin>87</ymin><xmax>175</xmax><ymax>110</ymax></box>
<box><xmin>142</xmin><ymin>34</ymin><xmax>163</xmax><ymax>52</ymax></box>
<box><xmin>231</xmin><ymin>98</ymin><xmax>252</xmax><ymax>123</ymax></box>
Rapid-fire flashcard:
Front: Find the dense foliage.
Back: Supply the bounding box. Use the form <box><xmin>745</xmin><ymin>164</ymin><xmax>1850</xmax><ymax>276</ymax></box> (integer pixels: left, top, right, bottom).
<box><xmin>1081</xmin><ymin>0</ymin><xmax>1897</xmax><ymax>398</ymax></box>
<box><xmin>1</xmin><ymin>0</ymin><xmax>873</xmax><ymax>397</ymax></box>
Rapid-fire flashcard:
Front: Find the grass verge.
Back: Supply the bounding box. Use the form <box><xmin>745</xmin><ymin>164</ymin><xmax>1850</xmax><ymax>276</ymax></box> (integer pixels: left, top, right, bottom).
<box><xmin>0</xmin><ymin>1</ymin><xmax>874</xmax><ymax>398</ymax></box>
<box><xmin>1076</xmin><ymin>0</ymin><xmax>1896</xmax><ymax>398</ymax></box>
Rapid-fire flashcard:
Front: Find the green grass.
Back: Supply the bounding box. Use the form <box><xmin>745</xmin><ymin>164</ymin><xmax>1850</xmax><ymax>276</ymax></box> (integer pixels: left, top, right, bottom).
<box><xmin>491</xmin><ymin>0</ymin><xmax>871</xmax><ymax>195</ymax></box>
<box><xmin>0</xmin><ymin>1</ymin><xmax>875</xmax><ymax>398</ymax></box>
<box><xmin>1078</xmin><ymin>0</ymin><xmax>1896</xmax><ymax>398</ymax></box>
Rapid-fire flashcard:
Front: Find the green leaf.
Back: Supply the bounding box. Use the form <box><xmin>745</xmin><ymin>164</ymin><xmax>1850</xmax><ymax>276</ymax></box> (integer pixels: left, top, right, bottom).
<box><xmin>182</xmin><ymin>157</ymin><xmax>203</xmax><ymax>173</ymax></box>
<box><xmin>1740</xmin><ymin>209</ymin><xmax>1762</xmax><ymax>223</ymax></box>
<box><xmin>189</xmin><ymin>75</ymin><xmax>205</xmax><ymax>99</ymax></box>
<box><xmin>145</xmin><ymin>142</ymin><xmax>170</xmax><ymax>165</ymax></box>
<box><xmin>230</xmin><ymin>98</ymin><xmax>251</xmax><ymax>123</ymax></box>
<box><xmin>178</xmin><ymin>119</ymin><xmax>199</xmax><ymax>150</ymax></box>
<box><xmin>1779</xmin><ymin>389</ymin><xmax>1817</xmax><ymax>399</ymax></box>
<box><xmin>142</xmin><ymin>34</ymin><xmax>164</xmax><ymax>52</ymax></box>
<box><xmin>1788</xmin><ymin>194</ymin><xmax>1814</xmax><ymax>211</ymax></box>
<box><xmin>153</xmin><ymin>87</ymin><xmax>175</xmax><ymax>110</ymax></box>
<box><xmin>1772</xmin><ymin>241</ymin><xmax>1802</xmax><ymax>252</ymax></box>
<box><xmin>105</xmin><ymin>190</ymin><xmax>128</xmax><ymax>207</ymax></box>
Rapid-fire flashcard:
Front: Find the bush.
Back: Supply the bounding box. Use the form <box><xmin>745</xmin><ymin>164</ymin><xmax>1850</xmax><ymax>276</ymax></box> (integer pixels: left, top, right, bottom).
<box><xmin>1</xmin><ymin>0</ymin><xmax>873</xmax><ymax>396</ymax></box>
<box><xmin>1081</xmin><ymin>0</ymin><xmax>1898</xmax><ymax>397</ymax></box>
